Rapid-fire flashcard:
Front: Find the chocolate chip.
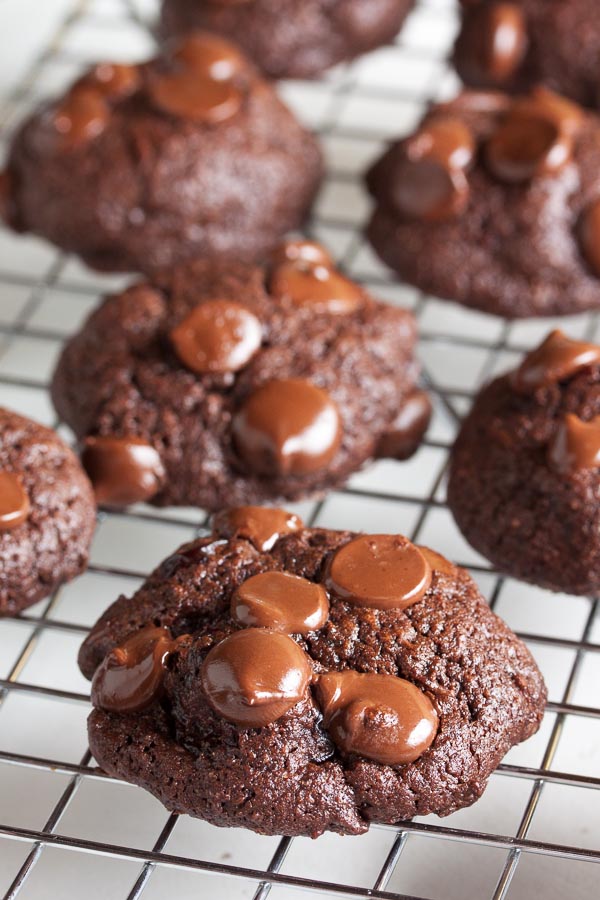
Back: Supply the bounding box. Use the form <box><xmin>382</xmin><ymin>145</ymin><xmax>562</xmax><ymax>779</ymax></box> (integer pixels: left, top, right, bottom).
<box><xmin>391</xmin><ymin>158</ymin><xmax>469</xmax><ymax>222</ymax></box>
<box><xmin>272</xmin><ymin>239</ymin><xmax>333</xmax><ymax>269</ymax></box>
<box><xmin>232</xmin><ymin>378</ymin><xmax>342</xmax><ymax>477</ymax></box>
<box><xmin>172</xmin><ymin>31</ymin><xmax>246</xmax><ymax>80</ymax></box>
<box><xmin>211</xmin><ymin>505</ymin><xmax>304</xmax><ymax>551</ymax></box>
<box><xmin>376</xmin><ymin>390</ymin><xmax>432</xmax><ymax>460</ymax></box>
<box><xmin>82</xmin><ymin>435</ymin><xmax>165</xmax><ymax>507</ymax></box>
<box><xmin>580</xmin><ymin>198</ymin><xmax>600</xmax><ymax>278</ymax></box>
<box><xmin>418</xmin><ymin>546</ymin><xmax>456</xmax><ymax>578</ymax></box>
<box><xmin>201</xmin><ymin>628</ymin><xmax>313</xmax><ymax>727</ymax></box>
<box><xmin>457</xmin><ymin>2</ymin><xmax>528</xmax><ymax>84</ymax></box>
<box><xmin>270</xmin><ymin>262</ymin><xmax>364</xmax><ymax>315</ymax></box>
<box><xmin>0</xmin><ymin>471</ymin><xmax>30</xmax><ymax>531</ymax></box>
<box><xmin>51</xmin><ymin>86</ymin><xmax>110</xmax><ymax>148</ymax></box>
<box><xmin>548</xmin><ymin>413</ymin><xmax>600</xmax><ymax>474</ymax></box>
<box><xmin>512</xmin><ymin>330</ymin><xmax>600</xmax><ymax>393</ymax></box>
<box><xmin>91</xmin><ymin>626</ymin><xmax>175</xmax><ymax>713</ymax></box>
<box><xmin>316</xmin><ymin>670</ymin><xmax>438</xmax><ymax>765</ymax></box>
<box><xmin>148</xmin><ymin>69</ymin><xmax>243</xmax><ymax>123</ymax></box>
<box><xmin>81</xmin><ymin>63</ymin><xmax>141</xmax><ymax>100</ymax></box>
<box><xmin>170</xmin><ymin>299</ymin><xmax>262</xmax><ymax>374</ymax></box>
<box><xmin>231</xmin><ymin>571</ymin><xmax>329</xmax><ymax>634</ymax></box>
<box><xmin>326</xmin><ymin>534</ymin><xmax>432</xmax><ymax>611</ymax></box>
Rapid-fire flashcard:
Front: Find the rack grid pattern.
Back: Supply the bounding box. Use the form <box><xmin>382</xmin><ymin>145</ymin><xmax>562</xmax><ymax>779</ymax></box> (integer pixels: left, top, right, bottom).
<box><xmin>0</xmin><ymin>1</ymin><xmax>598</xmax><ymax>898</ymax></box>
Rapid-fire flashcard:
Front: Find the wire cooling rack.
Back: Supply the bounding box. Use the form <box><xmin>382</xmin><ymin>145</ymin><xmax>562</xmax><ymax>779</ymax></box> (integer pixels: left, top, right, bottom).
<box><xmin>0</xmin><ymin>1</ymin><xmax>598</xmax><ymax>898</ymax></box>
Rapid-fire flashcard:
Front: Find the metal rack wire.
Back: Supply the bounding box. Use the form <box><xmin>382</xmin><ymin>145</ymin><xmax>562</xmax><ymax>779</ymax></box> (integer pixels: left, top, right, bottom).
<box><xmin>0</xmin><ymin>1</ymin><xmax>598</xmax><ymax>898</ymax></box>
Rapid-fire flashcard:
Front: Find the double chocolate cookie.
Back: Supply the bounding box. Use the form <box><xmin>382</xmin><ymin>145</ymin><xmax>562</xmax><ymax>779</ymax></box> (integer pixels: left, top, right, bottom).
<box><xmin>0</xmin><ymin>407</ymin><xmax>96</xmax><ymax>616</ymax></box>
<box><xmin>51</xmin><ymin>239</ymin><xmax>430</xmax><ymax>510</ymax></box>
<box><xmin>159</xmin><ymin>0</ymin><xmax>415</xmax><ymax>80</ymax></box>
<box><xmin>1</xmin><ymin>33</ymin><xmax>322</xmax><ymax>273</ymax></box>
<box><xmin>448</xmin><ymin>330</ymin><xmax>600</xmax><ymax>594</ymax></box>
<box><xmin>366</xmin><ymin>88</ymin><xmax>600</xmax><ymax>318</ymax></box>
<box><xmin>453</xmin><ymin>1</ymin><xmax>600</xmax><ymax>109</ymax></box>
<box><xmin>79</xmin><ymin>507</ymin><xmax>546</xmax><ymax>837</ymax></box>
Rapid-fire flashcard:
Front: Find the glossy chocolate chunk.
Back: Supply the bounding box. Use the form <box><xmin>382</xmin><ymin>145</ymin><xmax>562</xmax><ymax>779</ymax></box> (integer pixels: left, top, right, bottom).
<box><xmin>173</xmin><ymin>31</ymin><xmax>246</xmax><ymax>80</ymax></box>
<box><xmin>376</xmin><ymin>390</ymin><xmax>432</xmax><ymax>460</ymax></box>
<box><xmin>418</xmin><ymin>546</ymin><xmax>456</xmax><ymax>578</ymax></box>
<box><xmin>232</xmin><ymin>378</ymin><xmax>342</xmax><ymax>477</ymax></box>
<box><xmin>326</xmin><ymin>534</ymin><xmax>432</xmax><ymax>611</ymax></box>
<box><xmin>201</xmin><ymin>628</ymin><xmax>313</xmax><ymax>727</ymax></box>
<box><xmin>91</xmin><ymin>626</ymin><xmax>175</xmax><ymax>713</ymax></box>
<box><xmin>406</xmin><ymin>117</ymin><xmax>476</xmax><ymax>171</ymax></box>
<box><xmin>211</xmin><ymin>505</ymin><xmax>304</xmax><ymax>551</ymax></box>
<box><xmin>272</xmin><ymin>239</ymin><xmax>333</xmax><ymax>269</ymax></box>
<box><xmin>82</xmin><ymin>435</ymin><xmax>165</xmax><ymax>507</ymax></box>
<box><xmin>170</xmin><ymin>299</ymin><xmax>262</xmax><ymax>374</ymax></box>
<box><xmin>82</xmin><ymin>63</ymin><xmax>141</xmax><ymax>100</ymax></box>
<box><xmin>457</xmin><ymin>3</ymin><xmax>528</xmax><ymax>84</ymax></box>
<box><xmin>548</xmin><ymin>414</ymin><xmax>600</xmax><ymax>474</ymax></box>
<box><xmin>52</xmin><ymin>87</ymin><xmax>109</xmax><ymax>148</ymax></box>
<box><xmin>580</xmin><ymin>199</ymin><xmax>600</xmax><ymax>278</ymax></box>
<box><xmin>270</xmin><ymin>262</ymin><xmax>364</xmax><ymax>315</ymax></box>
<box><xmin>0</xmin><ymin>471</ymin><xmax>30</xmax><ymax>531</ymax></box>
<box><xmin>316</xmin><ymin>670</ymin><xmax>438</xmax><ymax>765</ymax></box>
<box><xmin>512</xmin><ymin>330</ymin><xmax>600</xmax><ymax>393</ymax></box>
<box><xmin>148</xmin><ymin>69</ymin><xmax>242</xmax><ymax>123</ymax></box>
<box><xmin>231</xmin><ymin>571</ymin><xmax>330</xmax><ymax>634</ymax></box>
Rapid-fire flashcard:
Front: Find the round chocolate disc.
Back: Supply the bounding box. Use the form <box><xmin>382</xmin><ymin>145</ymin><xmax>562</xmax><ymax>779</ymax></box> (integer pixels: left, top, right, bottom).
<box><xmin>211</xmin><ymin>505</ymin><xmax>304</xmax><ymax>551</ymax></box>
<box><xmin>91</xmin><ymin>626</ymin><xmax>175</xmax><ymax>713</ymax></box>
<box><xmin>170</xmin><ymin>299</ymin><xmax>262</xmax><ymax>374</ymax></box>
<box><xmin>270</xmin><ymin>263</ymin><xmax>364</xmax><ymax>315</ymax></box>
<box><xmin>231</xmin><ymin>571</ymin><xmax>330</xmax><ymax>634</ymax></box>
<box><xmin>0</xmin><ymin>471</ymin><xmax>30</xmax><ymax>531</ymax></box>
<box><xmin>52</xmin><ymin>87</ymin><xmax>109</xmax><ymax>148</ymax></box>
<box><xmin>512</xmin><ymin>330</ymin><xmax>600</xmax><ymax>393</ymax></box>
<box><xmin>148</xmin><ymin>69</ymin><xmax>242</xmax><ymax>124</ymax></box>
<box><xmin>82</xmin><ymin>435</ymin><xmax>165</xmax><ymax>507</ymax></box>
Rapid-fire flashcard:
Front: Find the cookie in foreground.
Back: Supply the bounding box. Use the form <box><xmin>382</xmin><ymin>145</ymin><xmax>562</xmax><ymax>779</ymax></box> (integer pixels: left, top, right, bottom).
<box><xmin>159</xmin><ymin>0</ymin><xmax>415</xmax><ymax>80</ymax></box>
<box><xmin>448</xmin><ymin>329</ymin><xmax>600</xmax><ymax>594</ymax></box>
<box><xmin>0</xmin><ymin>32</ymin><xmax>322</xmax><ymax>274</ymax></box>
<box><xmin>366</xmin><ymin>87</ymin><xmax>600</xmax><ymax>318</ymax></box>
<box><xmin>79</xmin><ymin>507</ymin><xmax>546</xmax><ymax>837</ymax></box>
<box><xmin>51</xmin><ymin>240</ymin><xmax>430</xmax><ymax>510</ymax></box>
<box><xmin>0</xmin><ymin>407</ymin><xmax>95</xmax><ymax>616</ymax></box>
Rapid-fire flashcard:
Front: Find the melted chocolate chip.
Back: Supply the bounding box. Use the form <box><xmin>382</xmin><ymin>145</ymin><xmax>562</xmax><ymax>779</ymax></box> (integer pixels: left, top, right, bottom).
<box><xmin>231</xmin><ymin>571</ymin><xmax>330</xmax><ymax>634</ymax></box>
<box><xmin>376</xmin><ymin>390</ymin><xmax>432</xmax><ymax>460</ymax></box>
<box><xmin>82</xmin><ymin>63</ymin><xmax>141</xmax><ymax>100</ymax></box>
<box><xmin>512</xmin><ymin>330</ymin><xmax>600</xmax><ymax>393</ymax></box>
<box><xmin>91</xmin><ymin>626</ymin><xmax>175</xmax><ymax>713</ymax></box>
<box><xmin>458</xmin><ymin>3</ymin><xmax>528</xmax><ymax>84</ymax></box>
<box><xmin>407</xmin><ymin>117</ymin><xmax>476</xmax><ymax>171</ymax></box>
<box><xmin>315</xmin><ymin>670</ymin><xmax>438</xmax><ymax>766</ymax></box>
<box><xmin>82</xmin><ymin>435</ymin><xmax>165</xmax><ymax>507</ymax></box>
<box><xmin>272</xmin><ymin>239</ymin><xmax>333</xmax><ymax>269</ymax></box>
<box><xmin>270</xmin><ymin>263</ymin><xmax>364</xmax><ymax>315</ymax></box>
<box><xmin>173</xmin><ymin>31</ymin><xmax>246</xmax><ymax>80</ymax></box>
<box><xmin>486</xmin><ymin>89</ymin><xmax>582</xmax><ymax>183</ymax></box>
<box><xmin>52</xmin><ymin>87</ymin><xmax>109</xmax><ymax>148</ymax></box>
<box><xmin>201</xmin><ymin>628</ymin><xmax>313</xmax><ymax>727</ymax></box>
<box><xmin>418</xmin><ymin>546</ymin><xmax>456</xmax><ymax>578</ymax></box>
<box><xmin>232</xmin><ymin>378</ymin><xmax>342</xmax><ymax>477</ymax></box>
<box><xmin>326</xmin><ymin>534</ymin><xmax>432</xmax><ymax>611</ymax></box>
<box><xmin>211</xmin><ymin>505</ymin><xmax>304</xmax><ymax>551</ymax></box>
<box><xmin>548</xmin><ymin>414</ymin><xmax>600</xmax><ymax>474</ymax></box>
<box><xmin>580</xmin><ymin>199</ymin><xmax>600</xmax><ymax>278</ymax></box>
<box><xmin>170</xmin><ymin>299</ymin><xmax>262</xmax><ymax>374</ymax></box>
<box><xmin>148</xmin><ymin>70</ymin><xmax>242</xmax><ymax>123</ymax></box>
<box><xmin>0</xmin><ymin>471</ymin><xmax>30</xmax><ymax>531</ymax></box>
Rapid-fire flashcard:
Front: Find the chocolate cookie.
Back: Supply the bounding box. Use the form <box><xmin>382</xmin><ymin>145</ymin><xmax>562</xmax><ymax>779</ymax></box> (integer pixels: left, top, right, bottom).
<box><xmin>1</xmin><ymin>33</ymin><xmax>322</xmax><ymax>274</ymax></box>
<box><xmin>366</xmin><ymin>88</ymin><xmax>600</xmax><ymax>318</ymax></box>
<box><xmin>0</xmin><ymin>407</ymin><xmax>96</xmax><ymax>616</ymax></box>
<box><xmin>448</xmin><ymin>330</ymin><xmax>600</xmax><ymax>594</ymax></box>
<box><xmin>78</xmin><ymin>508</ymin><xmax>546</xmax><ymax>837</ymax></box>
<box><xmin>51</xmin><ymin>240</ymin><xmax>430</xmax><ymax>510</ymax></box>
<box><xmin>159</xmin><ymin>0</ymin><xmax>415</xmax><ymax>80</ymax></box>
<box><xmin>453</xmin><ymin>1</ymin><xmax>600</xmax><ymax>109</ymax></box>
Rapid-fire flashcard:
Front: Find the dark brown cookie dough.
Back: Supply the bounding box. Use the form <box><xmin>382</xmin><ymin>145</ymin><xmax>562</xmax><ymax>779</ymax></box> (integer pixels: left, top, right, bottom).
<box><xmin>1</xmin><ymin>34</ymin><xmax>323</xmax><ymax>274</ymax></box>
<box><xmin>0</xmin><ymin>407</ymin><xmax>96</xmax><ymax>616</ymax></box>
<box><xmin>51</xmin><ymin>240</ymin><xmax>430</xmax><ymax>511</ymax></box>
<box><xmin>159</xmin><ymin>0</ymin><xmax>415</xmax><ymax>80</ymax></box>
<box><xmin>453</xmin><ymin>0</ymin><xmax>600</xmax><ymax>110</ymax></box>
<box><xmin>448</xmin><ymin>330</ymin><xmax>600</xmax><ymax>594</ymax></box>
<box><xmin>79</xmin><ymin>509</ymin><xmax>546</xmax><ymax>837</ymax></box>
<box><xmin>366</xmin><ymin>88</ymin><xmax>600</xmax><ymax>318</ymax></box>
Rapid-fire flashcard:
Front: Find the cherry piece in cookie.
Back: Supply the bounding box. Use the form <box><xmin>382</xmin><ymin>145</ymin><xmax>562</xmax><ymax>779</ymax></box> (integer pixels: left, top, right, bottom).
<box><xmin>231</xmin><ymin>571</ymin><xmax>329</xmax><ymax>633</ymax></box>
<box><xmin>0</xmin><ymin>471</ymin><xmax>30</xmax><ymax>531</ymax></box>
<box><xmin>316</xmin><ymin>670</ymin><xmax>438</xmax><ymax>765</ymax></box>
<box><xmin>232</xmin><ymin>378</ymin><xmax>342</xmax><ymax>477</ymax></box>
<box><xmin>82</xmin><ymin>436</ymin><xmax>165</xmax><ymax>507</ymax></box>
<box><xmin>326</xmin><ymin>534</ymin><xmax>432</xmax><ymax>611</ymax></box>
<box><xmin>201</xmin><ymin>628</ymin><xmax>313</xmax><ymax>727</ymax></box>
